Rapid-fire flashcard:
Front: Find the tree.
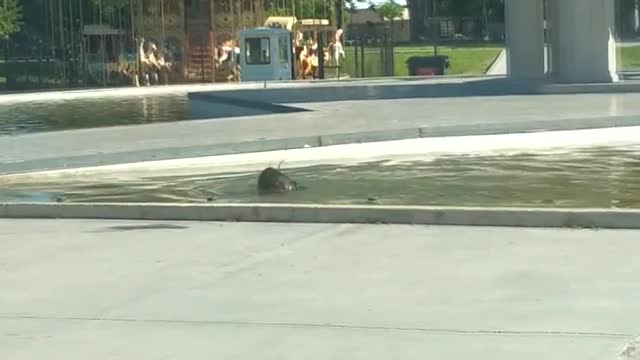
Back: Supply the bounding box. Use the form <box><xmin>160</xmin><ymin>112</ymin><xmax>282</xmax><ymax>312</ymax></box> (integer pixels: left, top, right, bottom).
<box><xmin>374</xmin><ymin>0</ymin><xmax>403</xmax><ymax>22</ymax></box>
<box><xmin>0</xmin><ymin>0</ymin><xmax>22</xmax><ymax>39</ymax></box>
<box><xmin>265</xmin><ymin>0</ymin><xmax>366</xmax><ymax>20</ymax></box>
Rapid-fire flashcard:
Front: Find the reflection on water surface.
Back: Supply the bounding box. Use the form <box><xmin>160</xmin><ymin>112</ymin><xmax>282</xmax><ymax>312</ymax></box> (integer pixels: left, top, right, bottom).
<box><xmin>2</xmin><ymin>144</ymin><xmax>640</xmax><ymax>208</ymax></box>
<box><xmin>0</xmin><ymin>94</ymin><xmax>188</xmax><ymax>135</ymax></box>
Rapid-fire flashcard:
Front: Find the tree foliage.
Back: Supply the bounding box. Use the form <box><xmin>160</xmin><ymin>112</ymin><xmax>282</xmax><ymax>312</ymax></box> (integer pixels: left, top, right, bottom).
<box><xmin>0</xmin><ymin>0</ymin><xmax>22</xmax><ymax>38</ymax></box>
<box><xmin>265</xmin><ymin>0</ymin><xmax>367</xmax><ymax>20</ymax></box>
<box><xmin>374</xmin><ymin>0</ymin><xmax>403</xmax><ymax>21</ymax></box>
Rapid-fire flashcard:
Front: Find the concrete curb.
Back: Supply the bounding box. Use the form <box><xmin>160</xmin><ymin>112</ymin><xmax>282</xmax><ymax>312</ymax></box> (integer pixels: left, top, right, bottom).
<box><xmin>189</xmin><ymin>79</ymin><xmax>640</xmax><ymax>109</ymax></box>
<box><xmin>2</xmin><ymin>203</ymin><xmax>640</xmax><ymax>229</ymax></box>
<box><xmin>485</xmin><ymin>49</ymin><xmax>507</xmax><ymax>76</ymax></box>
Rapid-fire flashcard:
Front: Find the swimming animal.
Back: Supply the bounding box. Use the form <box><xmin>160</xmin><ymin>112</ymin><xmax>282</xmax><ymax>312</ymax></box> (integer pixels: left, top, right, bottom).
<box><xmin>257</xmin><ymin>167</ymin><xmax>301</xmax><ymax>194</ymax></box>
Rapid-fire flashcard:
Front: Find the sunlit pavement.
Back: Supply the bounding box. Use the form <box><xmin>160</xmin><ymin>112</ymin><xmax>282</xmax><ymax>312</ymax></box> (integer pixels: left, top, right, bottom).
<box><xmin>4</xmin><ymin>86</ymin><xmax>640</xmax><ymax>173</ymax></box>
<box><xmin>1</xmin><ymin>219</ymin><xmax>637</xmax><ymax>359</ymax></box>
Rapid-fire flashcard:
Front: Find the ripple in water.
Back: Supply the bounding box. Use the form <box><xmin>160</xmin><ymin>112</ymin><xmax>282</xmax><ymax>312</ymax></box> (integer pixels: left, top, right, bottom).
<box><xmin>2</xmin><ymin>144</ymin><xmax>640</xmax><ymax>208</ymax></box>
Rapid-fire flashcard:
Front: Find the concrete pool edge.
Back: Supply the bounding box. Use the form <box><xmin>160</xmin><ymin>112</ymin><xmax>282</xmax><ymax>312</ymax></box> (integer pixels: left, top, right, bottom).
<box><xmin>4</xmin><ymin>116</ymin><xmax>640</xmax><ymax>175</ymax></box>
<box><xmin>188</xmin><ymin>78</ymin><xmax>640</xmax><ymax>107</ymax></box>
<box><xmin>2</xmin><ymin>202</ymin><xmax>639</xmax><ymax>229</ymax></box>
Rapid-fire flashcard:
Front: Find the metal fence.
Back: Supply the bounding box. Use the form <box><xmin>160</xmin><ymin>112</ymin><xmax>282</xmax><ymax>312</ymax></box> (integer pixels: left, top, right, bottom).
<box><xmin>0</xmin><ymin>39</ymin><xmax>91</xmax><ymax>92</ymax></box>
<box><xmin>342</xmin><ymin>30</ymin><xmax>396</xmax><ymax>79</ymax></box>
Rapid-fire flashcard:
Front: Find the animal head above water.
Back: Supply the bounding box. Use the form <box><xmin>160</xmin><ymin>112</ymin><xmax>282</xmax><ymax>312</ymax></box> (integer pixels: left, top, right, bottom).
<box><xmin>257</xmin><ymin>167</ymin><xmax>302</xmax><ymax>194</ymax></box>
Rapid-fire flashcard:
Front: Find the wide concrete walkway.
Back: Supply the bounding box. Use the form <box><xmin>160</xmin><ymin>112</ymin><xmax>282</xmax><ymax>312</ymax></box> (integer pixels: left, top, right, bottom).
<box><xmin>1</xmin><ymin>219</ymin><xmax>637</xmax><ymax>359</ymax></box>
<box><xmin>4</xmin><ymin>91</ymin><xmax>640</xmax><ymax>174</ymax></box>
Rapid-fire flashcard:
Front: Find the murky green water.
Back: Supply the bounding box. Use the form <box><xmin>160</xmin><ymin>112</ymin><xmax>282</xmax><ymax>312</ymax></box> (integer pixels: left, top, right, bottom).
<box><xmin>0</xmin><ymin>94</ymin><xmax>188</xmax><ymax>135</ymax></box>
<box><xmin>2</xmin><ymin>144</ymin><xmax>640</xmax><ymax>208</ymax></box>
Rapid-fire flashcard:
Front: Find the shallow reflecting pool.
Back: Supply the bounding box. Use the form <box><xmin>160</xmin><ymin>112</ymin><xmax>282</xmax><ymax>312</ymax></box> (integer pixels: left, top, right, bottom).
<box><xmin>0</xmin><ymin>94</ymin><xmax>188</xmax><ymax>135</ymax></box>
<box><xmin>2</xmin><ymin>143</ymin><xmax>640</xmax><ymax>208</ymax></box>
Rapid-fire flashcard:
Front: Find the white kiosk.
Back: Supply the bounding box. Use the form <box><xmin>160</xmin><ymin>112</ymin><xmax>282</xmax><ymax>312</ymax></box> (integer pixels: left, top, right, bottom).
<box><xmin>238</xmin><ymin>27</ymin><xmax>293</xmax><ymax>82</ymax></box>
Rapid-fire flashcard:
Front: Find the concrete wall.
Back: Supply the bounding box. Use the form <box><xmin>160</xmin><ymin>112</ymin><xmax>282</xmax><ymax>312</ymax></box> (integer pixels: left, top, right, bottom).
<box><xmin>506</xmin><ymin>0</ymin><xmax>619</xmax><ymax>83</ymax></box>
<box><xmin>547</xmin><ymin>0</ymin><xmax>618</xmax><ymax>83</ymax></box>
<box><xmin>505</xmin><ymin>0</ymin><xmax>545</xmax><ymax>80</ymax></box>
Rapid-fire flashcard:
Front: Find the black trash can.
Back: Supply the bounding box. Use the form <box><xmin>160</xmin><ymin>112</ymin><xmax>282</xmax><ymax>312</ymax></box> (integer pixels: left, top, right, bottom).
<box><xmin>406</xmin><ymin>55</ymin><xmax>450</xmax><ymax>76</ymax></box>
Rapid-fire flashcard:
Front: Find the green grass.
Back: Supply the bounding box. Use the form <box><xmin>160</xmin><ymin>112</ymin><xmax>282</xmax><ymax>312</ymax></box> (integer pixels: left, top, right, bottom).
<box><xmin>339</xmin><ymin>44</ymin><xmax>640</xmax><ymax>78</ymax></box>
<box><xmin>620</xmin><ymin>45</ymin><xmax>640</xmax><ymax>70</ymax></box>
<box><xmin>342</xmin><ymin>45</ymin><xmax>503</xmax><ymax>78</ymax></box>
<box><xmin>6</xmin><ymin>44</ymin><xmax>640</xmax><ymax>91</ymax></box>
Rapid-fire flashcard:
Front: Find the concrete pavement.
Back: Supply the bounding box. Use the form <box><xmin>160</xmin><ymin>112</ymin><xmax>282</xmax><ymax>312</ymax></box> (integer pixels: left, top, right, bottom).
<box><xmin>5</xmin><ymin>90</ymin><xmax>640</xmax><ymax>174</ymax></box>
<box><xmin>1</xmin><ymin>219</ymin><xmax>638</xmax><ymax>359</ymax></box>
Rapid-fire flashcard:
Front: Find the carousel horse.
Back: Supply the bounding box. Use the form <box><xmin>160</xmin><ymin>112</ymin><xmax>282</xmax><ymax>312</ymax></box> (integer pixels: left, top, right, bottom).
<box><xmin>216</xmin><ymin>40</ymin><xmax>240</xmax><ymax>82</ymax></box>
<box><xmin>300</xmin><ymin>42</ymin><xmax>331</xmax><ymax>79</ymax></box>
<box><xmin>294</xmin><ymin>45</ymin><xmax>305</xmax><ymax>79</ymax></box>
<box><xmin>118</xmin><ymin>57</ymin><xmax>140</xmax><ymax>87</ymax></box>
<box><xmin>155</xmin><ymin>48</ymin><xmax>173</xmax><ymax>84</ymax></box>
<box><xmin>293</xmin><ymin>31</ymin><xmax>305</xmax><ymax>79</ymax></box>
<box><xmin>331</xmin><ymin>29</ymin><xmax>346</xmax><ymax>66</ymax></box>
<box><xmin>139</xmin><ymin>39</ymin><xmax>167</xmax><ymax>85</ymax></box>
<box><xmin>217</xmin><ymin>40</ymin><xmax>235</xmax><ymax>65</ymax></box>
<box><xmin>117</xmin><ymin>38</ymin><xmax>171</xmax><ymax>87</ymax></box>
<box><xmin>138</xmin><ymin>39</ymin><xmax>155</xmax><ymax>86</ymax></box>
<box><xmin>299</xmin><ymin>46</ymin><xmax>316</xmax><ymax>79</ymax></box>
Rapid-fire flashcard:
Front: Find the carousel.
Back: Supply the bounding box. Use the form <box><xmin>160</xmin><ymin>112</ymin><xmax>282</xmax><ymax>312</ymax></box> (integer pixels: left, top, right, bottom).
<box><xmin>238</xmin><ymin>0</ymin><xmax>346</xmax><ymax>82</ymax></box>
<box><xmin>132</xmin><ymin>0</ymin><xmax>265</xmax><ymax>84</ymax></box>
<box><xmin>47</xmin><ymin>0</ymin><xmax>265</xmax><ymax>86</ymax></box>
<box><xmin>42</xmin><ymin>0</ymin><xmax>342</xmax><ymax>87</ymax></box>
<box><xmin>240</xmin><ymin>16</ymin><xmax>344</xmax><ymax>81</ymax></box>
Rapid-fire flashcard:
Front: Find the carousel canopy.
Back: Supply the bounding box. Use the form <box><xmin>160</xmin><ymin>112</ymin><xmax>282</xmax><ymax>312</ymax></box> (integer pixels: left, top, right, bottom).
<box><xmin>264</xmin><ymin>16</ymin><xmax>297</xmax><ymax>31</ymax></box>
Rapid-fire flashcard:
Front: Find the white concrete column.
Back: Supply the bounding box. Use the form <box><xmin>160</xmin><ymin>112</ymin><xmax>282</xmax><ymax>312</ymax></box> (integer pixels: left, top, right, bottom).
<box><xmin>548</xmin><ymin>0</ymin><xmax>618</xmax><ymax>83</ymax></box>
<box><xmin>505</xmin><ymin>0</ymin><xmax>546</xmax><ymax>80</ymax></box>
